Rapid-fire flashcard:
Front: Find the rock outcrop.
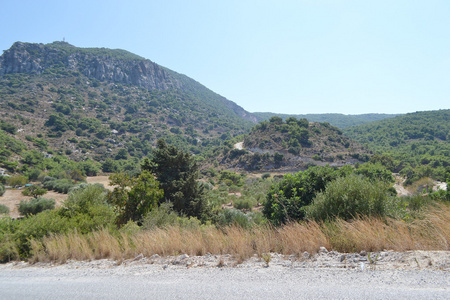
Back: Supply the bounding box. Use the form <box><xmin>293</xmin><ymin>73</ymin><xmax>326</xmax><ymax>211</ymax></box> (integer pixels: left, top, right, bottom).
<box><xmin>0</xmin><ymin>41</ymin><xmax>257</xmax><ymax>123</ymax></box>
<box><xmin>0</xmin><ymin>42</ymin><xmax>179</xmax><ymax>90</ymax></box>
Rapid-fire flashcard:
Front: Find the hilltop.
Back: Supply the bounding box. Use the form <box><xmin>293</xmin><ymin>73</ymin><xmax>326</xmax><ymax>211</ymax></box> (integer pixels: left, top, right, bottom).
<box><xmin>0</xmin><ymin>41</ymin><xmax>256</xmax><ymax>170</ymax></box>
<box><xmin>220</xmin><ymin>117</ymin><xmax>370</xmax><ymax>171</ymax></box>
<box><xmin>252</xmin><ymin>112</ymin><xmax>399</xmax><ymax>128</ymax></box>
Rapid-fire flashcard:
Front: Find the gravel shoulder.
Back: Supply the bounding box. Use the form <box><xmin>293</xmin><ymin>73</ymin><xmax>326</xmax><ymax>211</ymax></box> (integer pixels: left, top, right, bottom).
<box><xmin>1</xmin><ymin>250</ymin><xmax>449</xmax><ymax>299</ymax></box>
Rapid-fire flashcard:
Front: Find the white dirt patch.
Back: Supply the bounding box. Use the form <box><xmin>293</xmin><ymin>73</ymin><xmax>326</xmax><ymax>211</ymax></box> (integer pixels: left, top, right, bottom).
<box><xmin>233</xmin><ymin>142</ymin><xmax>244</xmax><ymax>150</ymax></box>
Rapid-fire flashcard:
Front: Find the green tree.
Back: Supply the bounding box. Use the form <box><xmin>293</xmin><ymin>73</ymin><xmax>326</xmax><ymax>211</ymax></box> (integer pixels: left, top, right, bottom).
<box><xmin>142</xmin><ymin>139</ymin><xmax>208</xmax><ymax>219</ymax></box>
<box><xmin>263</xmin><ymin>165</ymin><xmax>352</xmax><ymax>225</ymax></box>
<box><xmin>355</xmin><ymin>162</ymin><xmax>394</xmax><ymax>183</ymax></box>
<box><xmin>21</xmin><ymin>185</ymin><xmax>48</xmax><ymax>198</ymax></box>
<box><xmin>108</xmin><ymin>171</ymin><xmax>163</xmax><ymax>225</ymax></box>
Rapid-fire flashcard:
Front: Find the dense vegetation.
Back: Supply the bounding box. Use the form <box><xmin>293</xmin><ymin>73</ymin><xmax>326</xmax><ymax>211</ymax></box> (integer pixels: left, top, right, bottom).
<box><xmin>0</xmin><ymin>42</ymin><xmax>449</xmax><ymax>264</ymax></box>
<box><xmin>1</xmin><ymin>156</ymin><xmax>448</xmax><ymax>262</ymax></box>
<box><xmin>344</xmin><ymin>110</ymin><xmax>450</xmax><ymax>183</ymax></box>
<box><xmin>0</xmin><ymin>41</ymin><xmax>256</xmax><ymax>175</ymax></box>
<box><xmin>220</xmin><ymin>117</ymin><xmax>370</xmax><ymax>171</ymax></box>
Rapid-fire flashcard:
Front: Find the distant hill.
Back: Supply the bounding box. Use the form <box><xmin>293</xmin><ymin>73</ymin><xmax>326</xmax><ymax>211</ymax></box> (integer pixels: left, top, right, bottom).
<box><xmin>252</xmin><ymin>112</ymin><xmax>399</xmax><ymax>128</ymax></box>
<box><xmin>220</xmin><ymin>117</ymin><xmax>371</xmax><ymax>172</ymax></box>
<box><xmin>344</xmin><ymin>110</ymin><xmax>450</xmax><ymax>182</ymax></box>
<box><xmin>0</xmin><ymin>41</ymin><xmax>257</xmax><ymax>169</ymax></box>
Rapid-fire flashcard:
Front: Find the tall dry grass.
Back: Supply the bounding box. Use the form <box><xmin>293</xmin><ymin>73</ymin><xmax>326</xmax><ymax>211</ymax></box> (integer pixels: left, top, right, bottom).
<box><xmin>30</xmin><ymin>204</ymin><xmax>450</xmax><ymax>263</ymax></box>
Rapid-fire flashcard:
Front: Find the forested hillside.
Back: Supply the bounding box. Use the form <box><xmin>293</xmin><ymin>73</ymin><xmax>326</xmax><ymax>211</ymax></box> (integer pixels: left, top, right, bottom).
<box><xmin>0</xmin><ymin>42</ymin><xmax>257</xmax><ymax>174</ymax></box>
<box><xmin>219</xmin><ymin>117</ymin><xmax>370</xmax><ymax>171</ymax></box>
<box><xmin>344</xmin><ymin>110</ymin><xmax>450</xmax><ymax>183</ymax></box>
<box><xmin>253</xmin><ymin>112</ymin><xmax>399</xmax><ymax>128</ymax></box>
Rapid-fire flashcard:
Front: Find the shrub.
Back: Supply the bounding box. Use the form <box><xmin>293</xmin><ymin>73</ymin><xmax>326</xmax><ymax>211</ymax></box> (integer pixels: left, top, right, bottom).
<box><xmin>0</xmin><ymin>183</ymin><xmax>5</xmax><ymax>196</ymax></box>
<box><xmin>141</xmin><ymin>202</ymin><xmax>202</xmax><ymax>230</ymax></box>
<box><xmin>0</xmin><ymin>204</ymin><xmax>9</xmax><ymax>214</ymax></box>
<box><xmin>141</xmin><ymin>202</ymin><xmax>179</xmax><ymax>229</ymax></box>
<box><xmin>8</xmin><ymin>175</ymin><xmax>27</xmax><ymax>187</ymax></box>
<box><xmin>355</xmin><ymin>162</ymin><xmax>394</xmax><ymax>183</ymax></box>
<box><xmin>264</xmin><ymin>165</ymin><xmax>352</xmax><ymax>225</ymax></box>
<box><xmin>61</xmin><ymin>183</ymin><xmax>108</xmax><ymax>216</ymax></box>
<box><xmin>216</xmin><ymin>209</ymin><xmax>266</xmax><ymax>228</ymax></box>
<box><xmin>42</xmin><ymin>178</ymin><xmax>75</xmax><ymax>193</ymax></box>
<box><xmin>233</xmin><ymin>196</ymin><xmax>257</xmax><ymax>210</ymax></box>
<box><xmin>18</xmin><ymin>197</ymin><xmax>55</xmax><ymax>216</ymax></box>
<box><xmin>306</xmin><ymin>175</ymin><xmax>393</xmax><ymax>221</ymax></box>
<box><xmin>262</xmin><ymin>173</ymin><xmax>271</xmax><ymax>180</ymax></box>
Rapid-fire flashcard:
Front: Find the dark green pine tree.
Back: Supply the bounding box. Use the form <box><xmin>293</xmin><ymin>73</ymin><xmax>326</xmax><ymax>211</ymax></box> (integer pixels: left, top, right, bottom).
<box><xmin>142</xmin><ymin>139</ymin><xmax>208</xmax><ymax>220</ymax></box>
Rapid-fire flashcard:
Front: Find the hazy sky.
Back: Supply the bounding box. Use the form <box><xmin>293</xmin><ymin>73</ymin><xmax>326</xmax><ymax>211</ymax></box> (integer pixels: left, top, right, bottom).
<box><xmin>2</xmin><ymin>0</ymin><xmax>450</xmax><ymax>114</ymax></box>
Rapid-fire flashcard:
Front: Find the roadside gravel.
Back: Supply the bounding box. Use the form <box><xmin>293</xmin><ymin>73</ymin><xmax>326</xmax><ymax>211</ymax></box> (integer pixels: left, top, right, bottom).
<box><xmin>1</xmin><ymin>250</ymin><xmax>449</xmax><ymax>299</ymax></box>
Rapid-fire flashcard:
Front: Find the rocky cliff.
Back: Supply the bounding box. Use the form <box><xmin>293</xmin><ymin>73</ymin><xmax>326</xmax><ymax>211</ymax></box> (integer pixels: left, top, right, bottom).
<box><xmin>0</xmin><ymin>42</ymin><xmax>179</xmax><ymax>90</ymax></box>
<box><xmin>0</xmin><ymin>41</ymin><xmax>256</xmax><ymax>123</ymax></box>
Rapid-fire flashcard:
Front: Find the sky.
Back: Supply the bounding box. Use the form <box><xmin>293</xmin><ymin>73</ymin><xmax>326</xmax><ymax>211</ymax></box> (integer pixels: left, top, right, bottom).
<box><xmin>2</xmin><ymin>0</ymin><xmax>450</xmax><ymax>115</ymax></box>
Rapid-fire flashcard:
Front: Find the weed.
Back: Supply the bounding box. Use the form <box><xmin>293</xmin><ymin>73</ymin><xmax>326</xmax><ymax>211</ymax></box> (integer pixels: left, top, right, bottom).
<box><xmin>261</xmin><ymin>253</ymin><xmax>271</xmax><ymax>267</ymax></box>
<box><xmin>367</xmin><ymin>252</ymin><xmax>379</xmax><ymax>269</ymax></box>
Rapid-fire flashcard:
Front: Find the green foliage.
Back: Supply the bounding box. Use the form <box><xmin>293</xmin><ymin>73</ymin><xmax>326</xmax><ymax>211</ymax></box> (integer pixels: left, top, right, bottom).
<box><xmin>345</xmin><ymin>110</ymin><xmax>450</xmax><ymax>183</ymax></box>
<box><xmin>142</xmin><ymin>139</ymin><xmax>208</xmax><ymax>220</ymax></box>
<box><xmin>233</xmin><ymin>197</ymin><xmax>257</xmax><ymax>210</ymax></box>
<box><xmin>0</xmin><ymin>183</ymin><xmax>5</xmax><ymax>196</ymax></box>
<box><xmin>21</xmin><ymin>185</ymin><xmax>48</xmax><ymax>198</ymax></box>
<box><xmin>0</xmin><ymin>204</ymin><xmax>9</xmax><ymax>214</ymax></box>
<box><xmin>108</xmin><ymin>171</ymin><xmax>163</xmax><ymax>225</ymax></box>
<box><xmin>61</xmin><ymin>183</ymin><xmax>109</xmax><ymax>216</ymax></box>
<box><xmin>263</xmin><ymin>165</ymin><xmax>352</xmax><ymax>225</ymax></box>
<box><xmin>215</xmin><ymin>209</ymin><xmax>266</xmax><ymax>228</ymax></box>
<box><xmin>141</xmin><ymin>202</ymin><xmax>202</xmax><ymax>230</ymax></box>
<box><xmin>0</xmin><ymin>121</ymin><xmax>17</xmax><ymax>134</ymax></box>
<box><xmin>219</xmin><ymin>170</ymin><xmax>245</xmax><ymax>186</ymax></box>
<box><xmin>306</xmin><ymin>175</ymin><xmax>393</xmax><ymax>221</ymax></box>
<box><xmin>8</xmin><ymin>175</ymin><xmax>27</xmax><ymax>187</ymax></box>
<box><xmin>0</xmin><ymin>183</ymin><xmax>116</xmax><ymax>261</ymax></box>
<box><xmin>42</xmin><ymin>177</ymin><xmax>75</xmax><ymax>194</ymax></box>
<box><xmin>18</xmin><ymin>197</ymin><xmax>55</xmax><ymax>216</ymax></box>
<box><xmin>355</xmin><ymin>162</ymin><xmax>394</xmax><ymax>183</ymax></box>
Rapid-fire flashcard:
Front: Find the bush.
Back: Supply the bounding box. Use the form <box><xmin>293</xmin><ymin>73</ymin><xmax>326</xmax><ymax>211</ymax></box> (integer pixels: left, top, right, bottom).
<box><xmin>8</xmin><ymin>175</ymin><xmax>27</xmax><ymax>187</ymax></box>
<box><xmin>141</xmin><ymin>202</ymin><xmax>202</xmax><ymax>230</ymax></box>
<box><xmin>306</xmin><ymin>175</ymin><xmax>393</xmax><ymax>221</ymax></box>
<box><xmin>233</xmin><ymin>196</ymin><xmax>257</xmax><ymax>210</ymax></box>
<box><xmin>141</xmin><ymin>202</ymin><xmax>178</xmax><ymax>229</ymax></box>
<box><xmin>264</xmin><ymin>165</ymin><xmax>352</xmax><ymax>225</ymax></box>
<box><xmin>0</xmin><ymin>204</ymin><xmax>9</xmax><ymax>214</ymax></box>
<box><xmin>215</xmin><ymin>209</ymin><xmax>266</xmax><ymax>228</ymax></box>
<box><xmin>18</xmin><ymin>197</ymin><xmax>55</xmax><ymax>216</ymax></box>
<box><xmin>0</xmin><ymin>183</ymin><xmax>5</xmax><ymax>196</ymax></box>
<box><xmin>42</xmin><ymin>178</ymin><xmax>75</xmax><ymax>194</ymax></box>
<box><xmin>61</xmin><ymin>183</ymin><xmax>108</xmax><ymax>216</ymax></box>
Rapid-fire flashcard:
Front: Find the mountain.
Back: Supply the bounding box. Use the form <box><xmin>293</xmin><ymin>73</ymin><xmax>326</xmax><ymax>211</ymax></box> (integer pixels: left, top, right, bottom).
<box><xmin>219</xmin><ymin>117</ymin><xmax>371</xmax><ymax>172</ymax></box>
<box><xmin>0</xmin><ymin>41</ymin><xmax>257</xmax><ymax>167</ymax></box>
<box><xmin>343</xmin><ymin>110</ymin><xmax>450</xmax><ymax>182</ymax></box>
<box><xmin>252</xmin><ymin>112</ymin><xmax>400</xmax><ymax>128</ymax></box>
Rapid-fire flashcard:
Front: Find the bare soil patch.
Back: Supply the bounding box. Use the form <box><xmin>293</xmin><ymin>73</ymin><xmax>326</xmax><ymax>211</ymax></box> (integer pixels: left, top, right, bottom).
<box><xmin>86</xmin><ymin>175</ymin><xmax>114</xmax><ymax>190</ymax></box>
<box><xmin>0</xmin><ymin>189</ymin><xmax>68</xmax><ymax>218</ymax></box>
<box><xmin>0</xmin><ymin>176</ymin><xmax>113</xmax><ymax>218</ymax></box>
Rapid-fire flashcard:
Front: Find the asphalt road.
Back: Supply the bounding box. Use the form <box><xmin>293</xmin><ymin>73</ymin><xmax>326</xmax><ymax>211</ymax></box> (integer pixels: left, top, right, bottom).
<box><xmin>1</xmin><ymin>264</ymin><xmax>449</xmax><ymax>299</ymax></box>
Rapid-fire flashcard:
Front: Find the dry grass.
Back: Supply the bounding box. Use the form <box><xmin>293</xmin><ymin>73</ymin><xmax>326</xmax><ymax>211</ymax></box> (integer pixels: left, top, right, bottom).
<box><xmin>30</xmin><ymin>204</ymin><xmax>450</xmax><ymax>263</ymax></box>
